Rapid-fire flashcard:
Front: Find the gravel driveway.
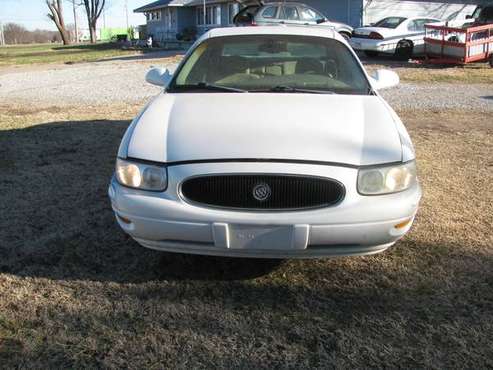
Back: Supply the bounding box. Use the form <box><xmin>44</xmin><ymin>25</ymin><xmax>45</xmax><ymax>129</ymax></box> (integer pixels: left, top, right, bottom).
<box><xmin>1</xmin><ymin>54</ymin><xmax>492</xmax><ymax>111</ymax></box>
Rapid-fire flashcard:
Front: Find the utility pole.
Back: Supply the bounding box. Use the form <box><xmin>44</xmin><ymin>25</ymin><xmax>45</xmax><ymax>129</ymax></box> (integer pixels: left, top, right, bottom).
<box><xmin>125</xmin><ymin>0</ymin><xmax>129</xmax><ymax>30</ymax></box>
<box><xmin>72</xmin><ymin>0</ymin><xmax>79</xmax><ymax>43</ymax></box>
<box><xmin>0</xmin><ymin>22</ymin><xmax>5</xmax><ymax>46</ymax></box>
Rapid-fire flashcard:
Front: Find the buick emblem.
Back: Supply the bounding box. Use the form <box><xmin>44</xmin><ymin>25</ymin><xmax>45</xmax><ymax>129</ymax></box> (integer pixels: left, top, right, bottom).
<box><xmin>253</xmin><ymin>183</ymin><xmax>271</xmax><ymax>202</ymax></box>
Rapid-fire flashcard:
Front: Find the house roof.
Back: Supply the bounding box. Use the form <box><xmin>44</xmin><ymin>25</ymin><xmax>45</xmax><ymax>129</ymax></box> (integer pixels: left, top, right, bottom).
<box><xmin>134</xmin><ymin>0</ymin><xmax>194</xmax><ymax>13</ymax></box>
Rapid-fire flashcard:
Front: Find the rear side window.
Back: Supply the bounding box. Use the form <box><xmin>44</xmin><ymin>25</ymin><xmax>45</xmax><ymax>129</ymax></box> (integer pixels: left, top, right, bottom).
<box><xmin>262</xmin><ymin>6</ymin><xmax>278</xmax><ymax>19</ymax></box>
<box><xmin>408</xmin><ymin>19</ymin><xmax>434</xmax><ymax>32</ymax></box>
<box><xmin>299</xmin><ymin>7</ymin><xmax>319</xmax><ymax>21</ymax></box>
<box><xmin>282</xmin><ymin>6</ymin><xmax>300</xmax><ymax>20</ymax></box>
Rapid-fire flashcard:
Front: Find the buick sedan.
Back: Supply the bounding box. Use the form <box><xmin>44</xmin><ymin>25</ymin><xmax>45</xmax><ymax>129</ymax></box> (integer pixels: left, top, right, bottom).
<box><xmin>108</xmin><ymin>26</ymin><xmax>422</xmax><ymax>258</ymax></box>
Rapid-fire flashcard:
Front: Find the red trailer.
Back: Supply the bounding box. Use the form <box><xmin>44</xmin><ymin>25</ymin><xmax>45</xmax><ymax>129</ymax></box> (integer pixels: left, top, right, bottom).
<box><xmin>424</xmin><ymin>23</ymin><xmax>493</xmax><ymax>65</ymax></box>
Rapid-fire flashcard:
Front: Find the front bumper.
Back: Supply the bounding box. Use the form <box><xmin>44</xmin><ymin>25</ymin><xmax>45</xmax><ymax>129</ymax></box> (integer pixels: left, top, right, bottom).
<box><xmin>108</xmin><ymin>162</ymin><xmax>422</xmax><ymax>259</ymax></box>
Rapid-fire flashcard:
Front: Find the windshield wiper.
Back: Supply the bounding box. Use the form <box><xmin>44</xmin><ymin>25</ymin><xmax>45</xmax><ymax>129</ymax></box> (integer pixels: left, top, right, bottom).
<box><xmin>252</xmin><ymin>85</ymin><xmax>336</xmax><ymax>94</ymax></box>
<box><xmin>172</xmin><ymin>82</ymin><xmax>247</xmax><ymax>93</ymax></box>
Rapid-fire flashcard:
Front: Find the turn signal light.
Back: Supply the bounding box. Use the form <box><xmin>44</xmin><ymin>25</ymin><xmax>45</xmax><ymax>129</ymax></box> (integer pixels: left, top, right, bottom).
<box><xmin>394</xmin><ymin>219</ymin><xmax>412</xmax><ymax>229</ymax></box>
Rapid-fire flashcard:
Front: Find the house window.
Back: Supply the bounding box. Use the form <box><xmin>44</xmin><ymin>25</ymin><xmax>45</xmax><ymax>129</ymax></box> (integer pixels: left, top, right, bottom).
<box><xmin>147</xmin><ymin>10</ymin><xmax>161</xmax><ymax>22</ymax></box>
<box><xmin>197</xmin><ymin>5</ymin><xmax>221</xmax><ymax>26</ymax></box>
<box><xmin>228</xmin><ymin>3</ymin><xmax>240</xmax><ymax>24</ymax></box>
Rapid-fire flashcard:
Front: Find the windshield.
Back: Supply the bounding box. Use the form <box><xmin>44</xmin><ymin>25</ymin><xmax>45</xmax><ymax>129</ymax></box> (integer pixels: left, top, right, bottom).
<box><xmin>374</xmin><ymin>17</ymin><xmax>407</xmax><ymax>29</ymax></box>
<box><xmin>168</xmin><ymin>35</ymin><xmax>371</xmax><ymax>95</ymax></box>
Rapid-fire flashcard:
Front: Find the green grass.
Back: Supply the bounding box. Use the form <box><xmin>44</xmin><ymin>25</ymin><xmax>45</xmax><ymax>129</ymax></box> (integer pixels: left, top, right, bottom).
<box><xmin>0</xmin><ymin>42</ymin><xmax>139</xmax><ymax>66</ymax></box>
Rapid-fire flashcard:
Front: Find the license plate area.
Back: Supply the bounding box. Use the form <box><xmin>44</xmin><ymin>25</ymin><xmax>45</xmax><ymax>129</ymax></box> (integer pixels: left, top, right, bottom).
<box><xmin>229</xmin><ymin>225</ymin><xmax>293</xmax><ymax>250</ymax></box>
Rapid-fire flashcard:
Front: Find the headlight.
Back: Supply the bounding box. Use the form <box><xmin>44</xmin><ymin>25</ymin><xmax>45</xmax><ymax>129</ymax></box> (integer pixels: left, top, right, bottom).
<box><xmin>358</xmin><ymin>161</ymin><xmax>417</xmax><ymax>195</ymax></box>
<box><xmin>115</xmin><ymin>158</ymin><xmax>167</xmax><ymax>191</ymax></box>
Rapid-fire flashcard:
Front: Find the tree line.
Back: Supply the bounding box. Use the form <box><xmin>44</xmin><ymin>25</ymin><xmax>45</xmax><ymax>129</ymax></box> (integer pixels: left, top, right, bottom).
<box><xmin>2</xmin><ymin>23</ymin><xmax>66</xmax><ymax>44</ymax></box>
<box><xmin>1</xmin><ymin>1</ymin><xmax>107</xmax><ymax>45</ymax></box>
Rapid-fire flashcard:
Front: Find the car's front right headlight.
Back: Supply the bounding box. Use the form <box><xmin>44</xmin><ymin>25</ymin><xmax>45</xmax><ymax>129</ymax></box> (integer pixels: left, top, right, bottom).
<box><xmin>358</xmin><ymin>161</ymin><xmax>417</xmax><ymax>195</ymax></box>
<box><xmin>115</xmin><ymin>158</ymin><xmax>167</xmax><ymax>191</ymax></box>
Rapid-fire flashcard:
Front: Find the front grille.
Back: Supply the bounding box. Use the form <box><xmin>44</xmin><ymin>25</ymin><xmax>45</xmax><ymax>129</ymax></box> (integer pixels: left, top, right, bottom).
<box><xmin>180</xmin><ymin>174</ymin><xmax>345</xmax><ymax>211</ymax></box>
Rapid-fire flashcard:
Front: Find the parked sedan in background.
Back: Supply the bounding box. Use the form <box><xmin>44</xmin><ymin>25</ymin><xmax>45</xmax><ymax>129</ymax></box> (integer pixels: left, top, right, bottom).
<box><xmin>233</xmin><ymin>1</ymin><xmax>353</xmax><ymax>40</ymax></box>
<box><xmin>109</xmin><ymin>26</ymin><xmax>421</xmax><ymax>259</ymax></box>
<box><xmin>351</xmin><ymin>16</ymin><xmax>441</xmax><ymax>59</ymax></box>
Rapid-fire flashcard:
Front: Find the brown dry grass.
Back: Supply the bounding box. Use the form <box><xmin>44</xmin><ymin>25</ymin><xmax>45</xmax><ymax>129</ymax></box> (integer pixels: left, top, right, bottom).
<box><xmin>363</xmin><ymin>59</ymin><xmax>493</xmax><ymax>84</ymax></box>
<box><xmin>0</xmin><ymin>104</ymin><xmax>492</xmax><ymax>368</ymax></box>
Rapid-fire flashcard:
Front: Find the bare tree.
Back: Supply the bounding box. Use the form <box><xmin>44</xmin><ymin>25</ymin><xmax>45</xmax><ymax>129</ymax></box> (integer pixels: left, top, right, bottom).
<box><xmin>46</xmin><ymin>0</ymin><xmax>71</xmax><ymax>45</ymax></box>
<box><xmin>82</xmin><ymin>0</ymin><xmax>106</xmax><ymax>43</ymax></box>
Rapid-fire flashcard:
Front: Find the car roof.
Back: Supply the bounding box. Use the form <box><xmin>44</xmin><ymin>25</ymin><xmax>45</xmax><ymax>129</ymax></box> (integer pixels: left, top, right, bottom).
<box><xmin>206</xmin><ymin>25</ymin><xmax>339</xmax><ymax>41</ymax></box>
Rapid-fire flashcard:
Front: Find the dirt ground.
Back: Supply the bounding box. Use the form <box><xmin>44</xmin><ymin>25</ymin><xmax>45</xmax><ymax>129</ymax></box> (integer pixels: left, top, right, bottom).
<box><xmin>0</xmin><ymin>96</ymin><xmax>492</xmax><ymax>368</ymax></box>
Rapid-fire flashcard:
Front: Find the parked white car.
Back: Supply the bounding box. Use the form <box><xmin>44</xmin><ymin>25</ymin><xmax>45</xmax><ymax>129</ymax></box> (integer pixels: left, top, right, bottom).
<box><xmin>108</xmin><ymin>26</ymin><xmax>422</xmax><ymax>259</ymax></box>
<box><xmin>351</xmin><ymin>16</ymin><xmax>441</xmax><ymax>59</ymax></box>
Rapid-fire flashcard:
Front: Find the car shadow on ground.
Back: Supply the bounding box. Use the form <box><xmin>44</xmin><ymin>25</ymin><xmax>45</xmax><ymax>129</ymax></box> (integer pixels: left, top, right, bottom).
<box><xmin>2</xmin><ymin>118</ymin><xmax>492</xmax><ymax>288</ymax></box>
<box><xmin>0</xmin><ymin>118</ymin><xmax>285</xmax><ymax>283</ymax></box>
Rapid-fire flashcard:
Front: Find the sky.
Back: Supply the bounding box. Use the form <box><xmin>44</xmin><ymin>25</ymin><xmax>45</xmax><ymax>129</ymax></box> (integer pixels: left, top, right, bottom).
<box><xmin>0</xmin><ymin>0</ymin><xmax>151</xmax><ymax>30</ymax></box>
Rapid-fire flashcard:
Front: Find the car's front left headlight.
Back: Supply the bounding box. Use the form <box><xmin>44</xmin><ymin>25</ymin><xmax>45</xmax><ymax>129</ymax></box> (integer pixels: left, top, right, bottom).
<box><xmin>115</xmin><ymin>158</ymin><xmax>167</xmax><ymax>191</ymax></box>
<box><xmin>358</xmin><ymin>161</ymin><xmax>417</xmax><ymax>195</ymax></box>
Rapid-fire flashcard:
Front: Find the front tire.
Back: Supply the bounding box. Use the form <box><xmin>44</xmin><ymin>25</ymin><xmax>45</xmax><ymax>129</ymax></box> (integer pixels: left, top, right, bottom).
<box><xmin>395</xmin><ymin>40</ymin><xmax>413</xmax><ymax>60</ymax></box>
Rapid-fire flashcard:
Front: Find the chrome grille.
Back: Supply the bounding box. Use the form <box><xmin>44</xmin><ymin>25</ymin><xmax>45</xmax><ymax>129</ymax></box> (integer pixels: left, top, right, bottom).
<box><xmin>180</xmin><ymin>174</ymin><xmax>345</xmax><ymax>211</ymax></box>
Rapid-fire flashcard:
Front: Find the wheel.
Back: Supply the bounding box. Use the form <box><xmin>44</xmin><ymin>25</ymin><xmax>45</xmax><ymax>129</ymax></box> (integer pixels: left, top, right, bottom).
<box><xmin>339</xmin><ymin>32</ymin><xmax>351</xmax><ymax>41</ymax></box>
<box><xmin>364</xmin><ymin>50</ymin><xmax>379</xmax><ymax>58</ymax></box>
<box><xmin>395</xmin><ymin>40</ymin><xmax>413</xmax><ymax>60</ymax></box>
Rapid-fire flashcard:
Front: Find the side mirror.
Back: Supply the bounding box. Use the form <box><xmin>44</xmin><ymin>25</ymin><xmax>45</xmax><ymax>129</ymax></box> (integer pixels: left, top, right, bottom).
<box><xmin>466</xmin><ymin>14</ymin><xmax>473</xmax><ymax>19</ymax></box>
<box><xmin>370</xmin><ymin>69</ymin><xmax>400</xmax><ymax>90</ymax></box>
<box><xmin>145</xmin><ymin>66</ymin><xmax>176</xmax><ymax>87</ymax></box>
<box><xmin>316</xmin><ymin>18</ymin><xmax>326</xmax><ymax>24</ymax></box>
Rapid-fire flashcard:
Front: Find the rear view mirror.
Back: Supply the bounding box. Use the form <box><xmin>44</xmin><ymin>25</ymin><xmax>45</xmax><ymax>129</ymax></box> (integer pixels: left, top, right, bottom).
<box><xmin>145</xmin><ymin>66</ymin><xmax>176</xmax><ymax>88</ymax></box>
<box><xmin>370</xmin><ymin>69</ymin><xmax>400</xmax><ymax>90</ymax></box>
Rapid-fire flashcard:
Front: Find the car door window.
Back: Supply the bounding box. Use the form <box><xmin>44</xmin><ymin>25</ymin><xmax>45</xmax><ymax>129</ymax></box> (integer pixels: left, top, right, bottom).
<box><xmin>416</xmin><ymin>19</ymin><xmax>428</xmax><ymax>31</ymax></box>
<box><xmin>407</xmin><ymin>20</ymin><xmax>422</xmax><ymax>32</ymax></box>
<box><xmin>281</xmin><ymin>6</ymin><xmax>300</xmax><ymax>21</ymax></box>
<box><xmin>299</xmin><ymin>7</ymin><xmax>318</xmax><ymax>22</ymax></box>
<box><xmin>262</xmin><ymin>6</ymin><xmax>278</xmax><ymax>19</ymax></box>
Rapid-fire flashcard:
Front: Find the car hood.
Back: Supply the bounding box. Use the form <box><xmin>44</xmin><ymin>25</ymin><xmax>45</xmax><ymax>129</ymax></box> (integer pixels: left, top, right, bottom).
<box><xmin>126</xmin><ymin>93</ymin><xmax>403</xmax><ymax>166</ymax></box>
